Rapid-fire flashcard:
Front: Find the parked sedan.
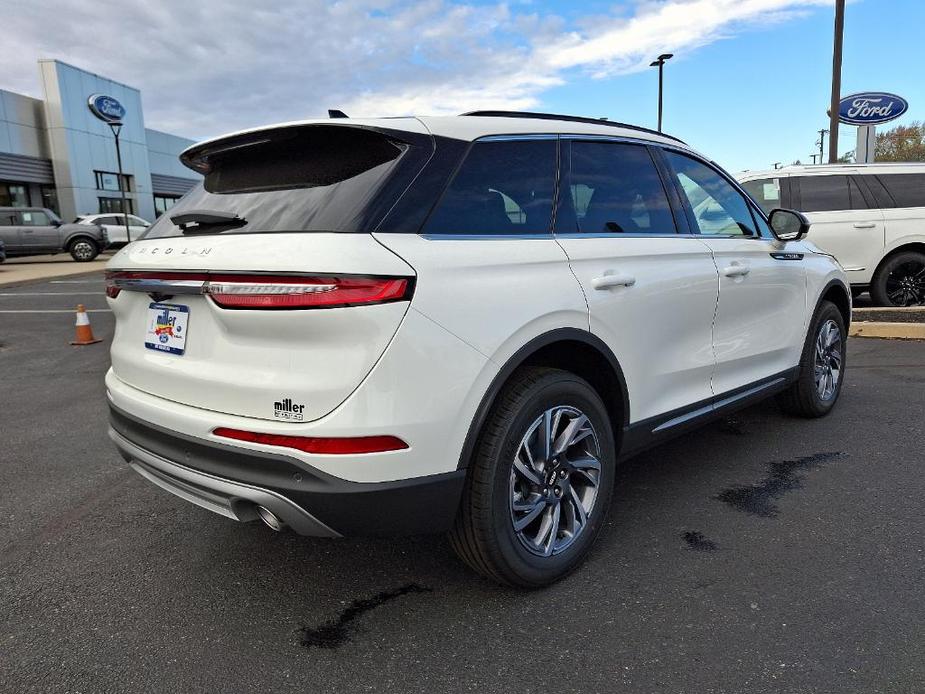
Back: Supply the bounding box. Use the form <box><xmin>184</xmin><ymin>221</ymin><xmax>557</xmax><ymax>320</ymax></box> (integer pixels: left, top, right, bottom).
<box><xmin>76</xmin><ymin>213</ymin><xmax>151</xmax><ymax>246</ymax></box>
<box><xmin>0</xmin><ymin>207</ymin><xmax>109</xmax><ymax>261</ymax></box>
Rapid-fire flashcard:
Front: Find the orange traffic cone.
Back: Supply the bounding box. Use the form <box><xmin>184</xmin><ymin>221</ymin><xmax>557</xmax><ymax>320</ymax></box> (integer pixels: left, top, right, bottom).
<box><xmin>70</xmin><ymin>304</ymin><xmax>102</xmax><ymax>345</ymax></box>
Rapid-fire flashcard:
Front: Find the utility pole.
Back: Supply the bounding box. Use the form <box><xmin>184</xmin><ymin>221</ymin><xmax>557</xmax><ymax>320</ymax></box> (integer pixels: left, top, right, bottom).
<box><xmin>107</xmin><ymin>122</ymin><xmax>132</xmax><ymax>243</ymax></box>
<box><xmin>816</xmin><ymin>128</ymin><xmax>829</xmax><ymax>165</ymax></box>
<box><xmin>649</xmin><ymin>54</ymin><xmax>673</xmax><ymax>132</ymax></box>
<box><xmin>828</xmin><ymin>0</ymin><xmax>846</xmax><ymax>163</ymax></box>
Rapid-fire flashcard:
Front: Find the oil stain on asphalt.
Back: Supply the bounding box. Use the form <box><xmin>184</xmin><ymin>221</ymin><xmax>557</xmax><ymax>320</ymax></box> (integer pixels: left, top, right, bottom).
<box><xmin>715</xmin><ymin>452</ymin><xmax>846</xmax><ymax>517</ymax></box>
<box><xmin>683</xmin><ymin>531</ymin><xmax>718</xmax><ymax>551</ymax></box>
<box><xmin>300</xmin><ymin>584</ymin><xmax>432</xmax><ymax>649</ymax></box>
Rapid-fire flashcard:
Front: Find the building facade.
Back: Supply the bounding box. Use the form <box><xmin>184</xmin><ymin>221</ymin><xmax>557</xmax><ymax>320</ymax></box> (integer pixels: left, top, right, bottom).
<box><xmin>0</xmin><ymin>60</ymin><xmax>200</xmax><ymax>223</ymax></box>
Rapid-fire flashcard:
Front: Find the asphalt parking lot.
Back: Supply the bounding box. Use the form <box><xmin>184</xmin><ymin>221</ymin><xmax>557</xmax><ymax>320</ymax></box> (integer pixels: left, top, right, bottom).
<box><xmin>1</xmin><ymin>272</ymin><xmax>924</xmax><ymax>694</ymax></box>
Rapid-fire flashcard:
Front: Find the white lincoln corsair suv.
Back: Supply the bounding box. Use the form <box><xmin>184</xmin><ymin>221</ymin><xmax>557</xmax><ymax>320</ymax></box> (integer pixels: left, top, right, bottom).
<box><xmin>105</xmin><ymin>111</ymin><xmax>850</xmax><ymax>587</ymax></box>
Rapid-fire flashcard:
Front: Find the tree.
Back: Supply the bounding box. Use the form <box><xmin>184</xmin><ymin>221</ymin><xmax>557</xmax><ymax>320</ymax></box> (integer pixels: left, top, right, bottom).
<box><xmin>836</xmin><ymin>150</ymin><xmax>854</xmax><ymax>164</ymax></box>
<box><xmin>875</xmin><ymin>121</ymin><xmax>925</xmax><ymax>162</ymax></box>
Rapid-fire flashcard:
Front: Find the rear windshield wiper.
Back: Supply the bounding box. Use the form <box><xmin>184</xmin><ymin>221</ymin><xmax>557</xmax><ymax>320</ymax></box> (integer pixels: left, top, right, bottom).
<box><xmin>170</xmin><ymin>209</ymin><xmax>247</xmax><ymax>233</ymax></box>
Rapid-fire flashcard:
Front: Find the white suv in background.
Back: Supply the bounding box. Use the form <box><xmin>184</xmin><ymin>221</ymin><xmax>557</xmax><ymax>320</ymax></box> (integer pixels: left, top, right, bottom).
<box><xmin>739</xmin><ymin>163</ymin><xmax>925</xmax><ymax>306</ymax></box>
<box><xmin>77</xmin><ymin>213</ymin><xmax>151</xmax><ymax>246</ymax></box>
<box><xmin>105</xmin><ymin>112</ymin><xmax>850</xmax><ymax>586</ymax></box>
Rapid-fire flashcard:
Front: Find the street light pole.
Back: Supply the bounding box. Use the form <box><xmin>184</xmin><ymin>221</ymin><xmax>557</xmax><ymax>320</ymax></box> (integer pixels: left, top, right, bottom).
<box><xmin>828</xmin><ymin>0</ymin><xmax>846</xmax><ymax>163</ymax></box>
<box><xmin>107</xmin><ymin>122</ymin><xmax>132</xmax><ymax>243</ymax></box>
<box><xmin>649</xmin><ymin>53</ymin><xmax>673</xmax><ymax>132</ymax></box>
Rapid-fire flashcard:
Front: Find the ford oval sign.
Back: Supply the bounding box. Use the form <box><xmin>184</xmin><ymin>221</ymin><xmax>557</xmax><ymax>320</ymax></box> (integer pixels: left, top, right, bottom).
<box><xmin>87</xmin><ymin>94</ymin><xmax>126</xmax><ymax>124</ymax></box>
<box><xmin>838</xmin><ymin>92</ymin><xmax>908</xmax><ymax>126</ymax></box>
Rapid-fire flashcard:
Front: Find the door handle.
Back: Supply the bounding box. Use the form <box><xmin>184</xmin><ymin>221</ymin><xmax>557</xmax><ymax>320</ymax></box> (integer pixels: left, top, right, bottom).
<box><xmin>852</xmin><ymin>222</ymin><xmax>876</xmax><ymax>229</ymax></box>
<box><xmin>591</xmin><ymin>273</ymin><xmax>636</xmax><ymax>290</ymax></box>
<box><xmin>722</xmin><ymin>264</ymin><xmax>750</xmax><ymax>278</ymax></box>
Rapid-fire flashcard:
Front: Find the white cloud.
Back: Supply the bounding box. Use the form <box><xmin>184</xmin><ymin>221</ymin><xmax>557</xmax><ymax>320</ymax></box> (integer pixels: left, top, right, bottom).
<box><xmin>1</xmin><ymin>0</ymin><xmax>830</xmax><ymax>139</ymax></box>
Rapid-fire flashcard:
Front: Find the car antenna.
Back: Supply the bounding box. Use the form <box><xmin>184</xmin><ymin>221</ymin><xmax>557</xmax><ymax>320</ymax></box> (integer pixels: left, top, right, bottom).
<box><xmin>328</xmin><ymin>109</ymin><xmax>349</xmax><ymax>118</ymax></box>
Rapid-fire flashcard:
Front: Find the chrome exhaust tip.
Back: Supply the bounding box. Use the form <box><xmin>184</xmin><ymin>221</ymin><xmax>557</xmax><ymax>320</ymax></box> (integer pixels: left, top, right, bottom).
<box><xmin>255</xmin><ymin>505</ymin><xmax>286</xmax><ymax>532</ymax></box>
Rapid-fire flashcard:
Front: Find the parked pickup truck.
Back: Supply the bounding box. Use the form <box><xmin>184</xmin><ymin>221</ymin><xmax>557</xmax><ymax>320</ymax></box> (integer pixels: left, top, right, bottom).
<box><xmin>0</xmin><ymin>207</ymin><xmax>109</xmax><ymax>261</ymax></box>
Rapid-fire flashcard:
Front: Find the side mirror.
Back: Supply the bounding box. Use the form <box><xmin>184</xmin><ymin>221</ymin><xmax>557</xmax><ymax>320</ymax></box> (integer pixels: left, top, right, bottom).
<box><xmin>768</xmin><ymin>208</ymin><xmax>809</xmax><ymax>241</ymax></box>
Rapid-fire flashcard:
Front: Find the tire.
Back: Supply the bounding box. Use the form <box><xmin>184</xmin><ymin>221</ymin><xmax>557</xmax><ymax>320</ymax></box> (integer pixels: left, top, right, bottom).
<box><xmin>777</xmin><ymin>300</ymin><xmax>847</xmax><ymax>418</ymax></box>
<box><xmin>870</xmin><ymin>251</ymin><xmax>925</xmax><ymax>306</ymax></box>
<box><xmin>449</xmin><ymin>367</ymin><xmax>616</xmax><ymax>587</ymax></box>
<box><xmin>68</xmin><ymin>237</ymin><xmax>100</xmax><ymax>262</ymax></box>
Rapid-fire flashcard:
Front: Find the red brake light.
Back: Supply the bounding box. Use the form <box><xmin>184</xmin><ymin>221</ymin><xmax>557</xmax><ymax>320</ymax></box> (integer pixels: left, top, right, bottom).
<box><xmin>103</xmin><ymin>271</ymin><xmax>411</xmax><ymax>309</ymax></box>
<box><xmin>213</xmin><ymin>427</ymin><xmax>408</xmax><ymax>454</ymax></box>
<box><xmin>206</xmin><ymin>275</ymin><xmax>410</xmax><ymax>309</ymax></box>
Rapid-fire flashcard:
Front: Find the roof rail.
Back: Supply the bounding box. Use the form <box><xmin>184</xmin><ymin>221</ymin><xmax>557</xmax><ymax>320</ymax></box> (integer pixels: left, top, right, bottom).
<box><xmin>460</xmin><ymin>110</ymin><xmax>687</xmax><ymax>145</ymax></box>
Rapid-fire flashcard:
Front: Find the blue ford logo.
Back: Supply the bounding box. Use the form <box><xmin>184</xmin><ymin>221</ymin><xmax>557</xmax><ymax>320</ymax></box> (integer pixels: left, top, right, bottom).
<box><xmin>87</xmin><ymin>94</ymin><xmax>126</xmax><ymax>124</ymax></box>
<box><xmin>838</xmin><ymin>92</ymin><xmax>908</xmax><ymax>126</ymax></box>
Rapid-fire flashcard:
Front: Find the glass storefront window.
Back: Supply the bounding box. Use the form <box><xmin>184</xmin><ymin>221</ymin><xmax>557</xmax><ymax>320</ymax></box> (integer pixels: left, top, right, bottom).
<box><xmin>95</xmin><ymin>171</ymin><xmax>132</xmax><ymax>192</ymax></box>
<box><xmin>98</xmin><ymin>197</ymin><xmax>134</xmax><ymax>214</ymax></box>
<box><xmin>40</xmin><ymin>186</ymin><xmax>59</xmax><ymax>215</ymax></box>
<box><xmin>153</xmin><ymin>194</ymin><xmax>181</xmax><ymax>217</ymax></box>
<box><xmin>0</xmin><ymin>182</ymin><xmax>30</xmax><ymax>207</ymax></box>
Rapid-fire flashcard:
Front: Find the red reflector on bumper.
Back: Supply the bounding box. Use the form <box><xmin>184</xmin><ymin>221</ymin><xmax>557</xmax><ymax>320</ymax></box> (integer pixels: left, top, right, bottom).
<box><xmin>213</xmin><ymin>427</ymin><xmax>409</xmax><ymax>454</ymax></box>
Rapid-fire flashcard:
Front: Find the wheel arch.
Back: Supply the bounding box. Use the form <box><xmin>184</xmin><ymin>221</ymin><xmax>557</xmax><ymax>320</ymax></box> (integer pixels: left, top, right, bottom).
<box><xmin>456</xmin><ymin>328</ymin><xmax>630</xmax><ymax>470</ymax></box>
<box><xmin>64</xmin><ymin>232</ymin><xmax>100</xmax><ymax>249</ymax></box>
<box><xmin>871</xmin><ymin>242</ymin><xmax>925</xmax><ymax>282</ymax></box>
<box><xmin>817</xmin><ymin>278</ymin><xmax>852</xmax><ymax>329</ymax></box>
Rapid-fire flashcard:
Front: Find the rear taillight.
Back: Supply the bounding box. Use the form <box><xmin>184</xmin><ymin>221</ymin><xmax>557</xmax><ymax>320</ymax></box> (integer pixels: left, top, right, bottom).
<box><xmin>206</xmin><ymin>275</ymin><xmax>410</xmax><ymax>309</ymax></box>
<box><xmin>104</xmin><ymin>271</ymin><xmax>411</xmax><ymax>308</ymax></box>
<box><xmin>213</xmin><ymin>427</ymin><xmax>408</xmax><ymax>454</ymax></box>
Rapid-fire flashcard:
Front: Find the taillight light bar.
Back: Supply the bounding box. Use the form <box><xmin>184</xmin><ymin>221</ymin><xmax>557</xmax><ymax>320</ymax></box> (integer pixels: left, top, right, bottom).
<box><xmin>105</xmin><ymin>271</ymin><xmax>412</xmax><ymax>308</ymax></box>
<box><xmin>213</xmin><ymin>427</ymin><xmax>408</xmax><ymax>454</ymax></box>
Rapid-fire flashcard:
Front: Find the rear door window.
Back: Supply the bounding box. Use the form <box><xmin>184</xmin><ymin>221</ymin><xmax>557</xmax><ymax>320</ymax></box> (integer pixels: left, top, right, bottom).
<box><xmin>559</xmin><ymin>141</ymin><xmax>677</xmax><ymax>235</ymax></box>
<box><xmin>19</xmin><ymin>210</ymin><xmax>50</xmax><ymax>226</ymax></box>
<box><xmin>796</xmin><ymin>175</ymin><xmax>868</xmax><ymax>212</ymax></box>
<box><xmin>877</xmin><ymin>173</ymin><xmax>925</xmax><ymax>207</ymax></box>
<box><xmin>142</xmin><ymin>125</ymin><xmax>430</xmax><ymax>239</ymax></box>
<box><xmin>422</xmin><ymin>139</ymin><xmax>557</xmax><ymax>236</ymax></box>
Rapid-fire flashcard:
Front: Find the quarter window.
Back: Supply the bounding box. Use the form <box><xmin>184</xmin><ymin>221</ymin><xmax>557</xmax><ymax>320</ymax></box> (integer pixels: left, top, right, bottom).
<box><xmin>877</xmin><ymin>173</ymin><xmax>925</xmax><ymax>208</ymax></box>
<box><xmin>422</xmin><ymin>139</ymin><xmax>557</xmax><ymax>236</ymax></box>
<box><xmin>664</xmin><ymin>151</ymin><xmax>756</xmax><ymax>236</ymax></box>
<box><xmin>561</xmin><ymin>141</ymin><xmax>676</xmax><ymax>234</ymax></box>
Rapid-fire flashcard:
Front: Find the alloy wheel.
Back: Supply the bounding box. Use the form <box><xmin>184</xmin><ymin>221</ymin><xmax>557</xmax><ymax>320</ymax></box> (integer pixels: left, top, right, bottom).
<box><xmin>509</xmin><ymin>405</ymin><xmax>602</xmax><ymax>557</ymax></box>
<box><xmin>72</xmin><ymin>241</ymin><xmax>95</xmax><ymax>260</ymax></box>
<box><xmin>813</xmin><ymin>319</ymin><xmax>842</xmax><ymax>401</ymax></box>
<box><xmin>885</xmin><ymin>259</ymin><xmax>925</xmax><ymax>306</ymax></box>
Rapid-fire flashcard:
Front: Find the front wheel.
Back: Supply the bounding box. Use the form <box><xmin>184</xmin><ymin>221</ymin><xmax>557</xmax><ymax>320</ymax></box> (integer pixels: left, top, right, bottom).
<box><xmin>777</xmin><ymin>300</ymin><xmax>847</xmax><ymax>418</ymax></box>
<box><xmin>68</xmin><ymin>237</ymin><xmax>100</xmax><ymax>262</ymax></box>
<box><xmin>870</xmin><ymin>251</ymin><xmax>925</xmax><ymax>306</ymax></box>
<box><xmin>449</xmin><ymin>367</ymin><xmax>616</xmax><ymax>587</ymax></box>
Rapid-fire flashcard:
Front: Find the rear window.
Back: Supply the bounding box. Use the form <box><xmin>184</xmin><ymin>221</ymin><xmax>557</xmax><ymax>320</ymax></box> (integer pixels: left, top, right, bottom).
<box><xmin>142</xmin><ymin>126</ymin><xmax>428</xmax><ymax>239</ymax></box>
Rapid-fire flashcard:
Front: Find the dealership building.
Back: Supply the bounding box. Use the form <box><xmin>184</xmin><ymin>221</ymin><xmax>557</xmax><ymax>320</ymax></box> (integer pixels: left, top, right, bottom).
<box><xmin>0</xmin><ymin>59</ymin><xmax>200</xmax><ymax>223</ymax></box>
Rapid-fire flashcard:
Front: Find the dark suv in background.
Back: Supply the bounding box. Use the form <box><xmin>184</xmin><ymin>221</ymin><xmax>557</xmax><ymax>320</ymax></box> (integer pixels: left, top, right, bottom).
<box><xmin>0</xmin><ymin>207</ymin><xmax>109</xmax><ymax>262</ymax></box>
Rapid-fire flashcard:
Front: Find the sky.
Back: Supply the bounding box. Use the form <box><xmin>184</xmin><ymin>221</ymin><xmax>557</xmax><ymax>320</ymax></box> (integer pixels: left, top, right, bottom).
<box><xmin>2</xmin><ymin>0</ymin><xmax>923</xmax><ymax>172</ymax></box>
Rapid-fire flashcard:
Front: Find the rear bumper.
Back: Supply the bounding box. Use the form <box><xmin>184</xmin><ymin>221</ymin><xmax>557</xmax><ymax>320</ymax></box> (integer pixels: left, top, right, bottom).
<box><xmin>109</xmin><ymin>405</ymin><xmax>466</xmax><ymax>537</ymax></box>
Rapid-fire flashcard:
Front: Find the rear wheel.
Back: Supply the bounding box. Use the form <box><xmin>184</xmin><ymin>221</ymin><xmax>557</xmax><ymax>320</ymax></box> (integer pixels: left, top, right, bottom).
<box><xmin>68</xmin><ymin>237</ymin><xmax>100</xmax><ymax>262</ymax></box>
<box><xmin>870</xmin><ymin>251</ymin><xmax>925</xmax><ymax>306</ymax></box>
<box><xmin>449</xmin><ymin>367</ymin><xmax>615</xmax><ymax>587</ymax></box>
<box><xmin>777</xmin><ymin>300</ymin><xmax>846</xmax><ymax>418</ymax></box>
